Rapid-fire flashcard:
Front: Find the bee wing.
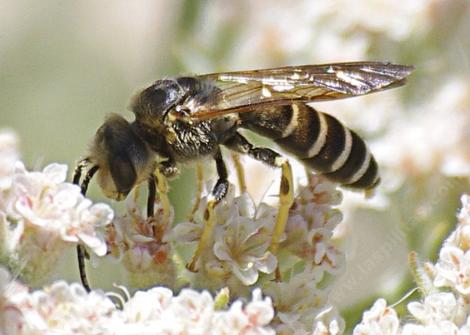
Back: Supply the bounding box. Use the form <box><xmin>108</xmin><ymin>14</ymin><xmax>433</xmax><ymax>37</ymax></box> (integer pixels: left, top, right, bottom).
<box><xmin>191</xmin><ymin>61</ymin><xmax>414</xmax><ymax>120</ymax></box>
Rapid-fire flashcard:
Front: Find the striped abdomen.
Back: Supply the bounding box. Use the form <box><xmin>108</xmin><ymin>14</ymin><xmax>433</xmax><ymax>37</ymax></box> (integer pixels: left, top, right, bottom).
<box><xmin>239</xmin><ymin>103</ymin><xmax>380</xmax><ymax>189</ymax></box>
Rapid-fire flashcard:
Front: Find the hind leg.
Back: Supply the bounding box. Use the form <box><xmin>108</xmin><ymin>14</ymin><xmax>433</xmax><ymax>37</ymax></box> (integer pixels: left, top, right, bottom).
<box><xmin>224</xmin><ymin>132</ymin><xmax>294</xmax><ymax>278</ymax></box>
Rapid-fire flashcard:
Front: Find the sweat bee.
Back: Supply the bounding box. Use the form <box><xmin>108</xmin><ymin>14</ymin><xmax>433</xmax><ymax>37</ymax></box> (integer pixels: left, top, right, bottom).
<box><xmin>74</xmin><ymin>61</ymin><xmax>414</xmax><ymax>290</ymax></box>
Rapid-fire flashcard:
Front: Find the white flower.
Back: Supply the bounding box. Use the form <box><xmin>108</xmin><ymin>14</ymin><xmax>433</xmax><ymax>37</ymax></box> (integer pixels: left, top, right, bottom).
<box><xmin>1</xmin><ymin>266</ymin><xmax>276</xmax><ymax>335</ymax></box>
<box><xmin>401</xmin><ymin>322</ymin><xmax>459</xmax><ymax>335</ymax></box>
<box><xmin>121</xmin><ymin>286</ymin><xmax>173</xmax><ymax>322</ymax></box>
<box><xmin>170</xmin><ymin>289</ymin><xmax>215</xmax><ymax>334</ymax></box>
<box><xmin>106</xmin><ymin>198</ymin><xmax>176</xmax><ymax>289</ymax></box>
<box><xmin>283</xmin><ymin>177</ymin><xmax>344</xmax><ymax>274</ymax></box>
<box><xmin>173</xmin><ymin>190</ymin><xmax>278</xmax><ymax>287</ymax></box>
<box><xmin>115</xmin><ymin>286</ymin><xmax>175</xmax><ymax>334</ymax></box>
<box><xmin>120</xmin><ymin>286</ymin><xmax>275</xmax><ymax>334</ymax></box>
<box><xmin>213</xmin><ymin>212</ymin><xmax>277</xmax><ymax>285</ymax></box>
<box><xmin>444</xmin><ymin>194</ymin><xmax>470</xmax><ymax>251</ymax></box>
<box><xmin>5</xmin><ymin>280</ymin><xmax>116</xmax><ymax>335</ymax></box>
<box><xmin>0</xmin><ymin>162</ymin><xmax>113</xmax><ymax>284</ymax></box>
<box><xmin>0</xmin><ymin>267</ymin><xmax>28</xmax><ymax>335</ymax></box>
<box><xmin>265</xmin><ymin>269</ymin><xmax>336</xmax><ymax>334</ymax></box>
<box><xmin>212</xmin><ymin>288</ymin><xmax>275</xmax><ymax>335</ymax></box>
<box><xmin>312</xmin><ymin>306</ymin><xmax>345</xmax><ymax>335</ymax></box>
<box><xmin>445</xmin><ymin>223</ymin><xmax>470</xmax><ymax>255</ymax></box>
<box><xmin>5</xmin><ymin>162</ymin><xmax>113</xmax><ymax>255</ymax></box>
<box><xmin>434</xmin><ymin>245</ymin><xmax>470</xmax><ymax>296</ymax></box>
<box><xmin>407</xmin><ymin>292</ymin><xmax>463</xmax><ymax>326</ymax></box>
<box><xmin>353</xmin><ymin>299</ymin><xmax>400</xmax><ymax>335</ymax></box>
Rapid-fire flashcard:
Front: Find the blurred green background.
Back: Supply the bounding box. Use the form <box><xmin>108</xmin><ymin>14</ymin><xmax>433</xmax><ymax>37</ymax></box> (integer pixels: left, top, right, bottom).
<box><xmin>1</xmin><ymin>0</ymin><xmax>470</xmax><ymax>331</ymax></box>
<box><xmin>0</xmin><ymin>1</ymin><xmax>198</xmax><ymax>219</ymax></box>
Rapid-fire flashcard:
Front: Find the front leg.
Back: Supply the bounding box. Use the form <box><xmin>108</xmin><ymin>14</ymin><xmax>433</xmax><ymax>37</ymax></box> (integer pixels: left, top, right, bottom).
<box><xmin>72</xmin><ymin>160</ymin><xmax>100</xmax><ymax>293</ymax></box>
<box><xmin>187</xmin><ymin>148</ymin><xmax>229</xmax><ymax>272</ymax></box>
<box><xmin>146</xmin><ymin>169</ymin><xmax>171</xmax><ymax>244</ymax></box>
<box><xmin>147</xmin><ymin>156</ymin><xmax>175</xmax><ymax>218</ymax></box>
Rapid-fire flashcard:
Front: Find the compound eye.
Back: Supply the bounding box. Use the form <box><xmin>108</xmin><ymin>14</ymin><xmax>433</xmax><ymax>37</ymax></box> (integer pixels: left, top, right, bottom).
<box><xmin>108</xmin><ymin>155</ymin><xmax>136</xmax><ymax>196</ymax></box>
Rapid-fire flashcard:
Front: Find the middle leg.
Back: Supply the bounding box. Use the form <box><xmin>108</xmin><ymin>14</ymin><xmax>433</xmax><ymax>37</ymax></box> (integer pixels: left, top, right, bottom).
<box><xmin>187</xmin><ymin>148</ymin><xmax>229</xmax><ymax>272</ymax></box>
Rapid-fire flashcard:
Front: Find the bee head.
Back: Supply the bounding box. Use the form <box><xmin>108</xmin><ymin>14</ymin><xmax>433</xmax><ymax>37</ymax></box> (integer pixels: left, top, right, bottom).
<box><xmin>87</xmin><ymin>114</ymin><xmax>155</xmax><ymax>201</ymax></box>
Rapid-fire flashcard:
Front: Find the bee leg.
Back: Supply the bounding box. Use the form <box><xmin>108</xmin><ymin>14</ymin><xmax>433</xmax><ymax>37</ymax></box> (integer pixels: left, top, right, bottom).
<box><xmin>225</xmin><ymin>133</ymin><xmax>294</xmax><ymax>279</ymax></box>
<box><xmin>80</xmin><ymin>165</ymin><xmax>99</xmax><ymax>195</ymax></box>
<box><xmin>188</xmin><ymin>163</ymin><xmax>204</xmax><ymax>221</ymax></box>
<box><xmin>212</xmin><ymin>149</ymin><xmax>229</xmax><ymax>201</ymax></box>
<box><xmin>231</xmin><ymin>152</ymin><xmax>247</xmax><ymax>194</ymax></box>
<box><xmin>72</xmin><ymin>158</ymin><xmax>89</xmax><ymax>184</ymax></box>
<box><xmin>147</xmin><ymin>174</ymin><xmax>156</xmax><ymax>218</ymax></box>
<box><xmin>76</xmin><ymin>245</ymin><xmax>91</xmax><ymax>292</ymax></box>
<box><xmin>72</xmin><ymin>164</ymin><xmax>99</xmax><ymax>293</ymax></box>
<box><xmin>150</xmin><ymin>158</ymin><xmax>174</xmax><ymax>226</ymax></box>
<box><xmin>187</xmin><ymin>149</ymin><xmax>228</xmax><ymax>272</ymax></box>
<box><xmin>147</xmin><ymin>172</ymin><xmax>170</xmax><ymax>243</ymax></box>
<box><xmin>153</xmin><ymin>168</ymin><xmax>171</xmax><ymax>225</ymax></box>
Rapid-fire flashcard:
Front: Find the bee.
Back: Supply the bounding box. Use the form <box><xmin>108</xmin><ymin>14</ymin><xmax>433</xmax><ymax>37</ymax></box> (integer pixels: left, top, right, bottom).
<box><xmin>74</xmin><ymin>61</ymin><xmax>414</xmax><ymax>290</ymax></box>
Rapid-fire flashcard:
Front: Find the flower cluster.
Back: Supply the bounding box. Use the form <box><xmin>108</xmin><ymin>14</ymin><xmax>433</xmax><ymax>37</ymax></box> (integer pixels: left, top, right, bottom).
<box><xmin>0</xmin><ymin>266</ymin><xmax>275</xmax><ymax>335</ymax></box>
<box><xmin>172</xmin><ymin>188</ymin><xmax>279</xmax><ymax>291</ymax></box>
<box><xmin>171</xmin><ymin>173</ymin><xmax>345</xmax><ymax>334</ymax></box>
<box><xmin>265</xmin><ymin>268</ymin><xmax>344</xmax><ymax>334</ymax></box>
<box><xmin>283</xmin><ymin>174</ymin><xmax>344</xmax><ymax>274</ymax></box>
<box><xmin>433</xmin><ymin>194</ymin><xmax>470</xmax><ymax>297</ymax></box>
<box><xmin>105</xmin><ymin>197</ymin><xmax>177</xmax><ymax>289</ymax></box>
<box><xmin>354</xmin><ymin>194</ymin><xmax>470</xmax><ymax>334</ymax></box>
<box><xmin>0</xmin><ymin>130</ymin><xmax>113</xmax><ymax>285</ymax></box>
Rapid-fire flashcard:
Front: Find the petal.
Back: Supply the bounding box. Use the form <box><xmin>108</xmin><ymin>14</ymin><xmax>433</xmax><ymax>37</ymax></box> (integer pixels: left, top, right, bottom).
<box><xmin>255</xmin><ymin>252</ymin><xmax>277</xmax><ymax>274</ymax></box>
<box><xmin>43</xmin><ymin>163</ymin><xmax>68</xmax><ymax>183</ymax></box>
<box><xmin>233</xmin><ymin>265</ymin><xmax>258</xmax><ymax>285</ymax></box>
<box><xmin>78</xmin><ymin>233</ymin><xmax>107</xmax><ymax>256</ymax></box>
<box><xmin>213</xmin><ymin>241</ymin><xmax>232</xmax><ymax>262</ymax></box>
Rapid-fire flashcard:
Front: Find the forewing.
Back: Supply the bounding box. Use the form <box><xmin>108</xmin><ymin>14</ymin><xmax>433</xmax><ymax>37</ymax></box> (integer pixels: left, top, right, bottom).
<box><xmin>191</xmin><ymin>61</ymin><xmax>414</xmax><ymax>119</ymax></box>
